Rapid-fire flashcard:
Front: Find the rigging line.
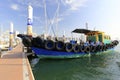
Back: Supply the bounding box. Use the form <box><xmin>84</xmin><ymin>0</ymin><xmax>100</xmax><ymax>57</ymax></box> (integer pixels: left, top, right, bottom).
<box><xmin>47</xmin><ymin>1</ymin><xmax>60</xmax><ymax>36</ymax></box>
<box><xmin>43</xmin><ymin>0</ymin><xmax>48</xmax><ymax>35</ymax></box>
<box><xmin>56</xmin><ymin>0</ymin><xmax>60</xmax><ymax>38</ymax></box>
<box><xmin>47</xmin><ymin>14</ymin><xmax>56</xmax><ymax>37</ymax></box>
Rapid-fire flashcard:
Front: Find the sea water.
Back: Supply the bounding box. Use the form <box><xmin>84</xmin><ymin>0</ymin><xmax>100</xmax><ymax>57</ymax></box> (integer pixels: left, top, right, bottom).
<box><xmin>30</xmin><ymin>44</ymin><xmax>120</xmax><ymax>80</ymax></box>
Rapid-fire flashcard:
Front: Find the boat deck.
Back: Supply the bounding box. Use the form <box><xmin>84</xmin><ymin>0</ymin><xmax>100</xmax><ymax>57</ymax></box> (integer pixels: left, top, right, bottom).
<box><xmin>0</xmin><ymin>44</ymin><xmax>34</xmax><ymax>80</ymax></box>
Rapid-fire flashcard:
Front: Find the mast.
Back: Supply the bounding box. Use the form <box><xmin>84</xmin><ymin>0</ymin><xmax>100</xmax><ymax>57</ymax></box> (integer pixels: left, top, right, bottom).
<box><xmin>56</xmin><ymin>0</ymin><xmax>60</xmax><ymax>38</ymax></box>
<box><xmin>43</xmin><ymin>0</ymin><xmax>48</xmax><ymax>37</ymax></box>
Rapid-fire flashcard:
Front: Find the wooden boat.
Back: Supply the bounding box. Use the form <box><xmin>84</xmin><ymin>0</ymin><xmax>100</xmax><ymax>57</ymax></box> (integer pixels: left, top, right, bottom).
<box><xmin>18</xmin><ymin>29</ymin><xmax>119</xmax><ymax>59</ymax></box>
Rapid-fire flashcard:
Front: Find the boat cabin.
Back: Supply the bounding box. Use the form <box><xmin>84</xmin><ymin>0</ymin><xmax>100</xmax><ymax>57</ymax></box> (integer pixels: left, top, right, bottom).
<box><xmin>72</xmin><ymin>29</ymin><xmax>111</xmax><ymax>44</ymax></box>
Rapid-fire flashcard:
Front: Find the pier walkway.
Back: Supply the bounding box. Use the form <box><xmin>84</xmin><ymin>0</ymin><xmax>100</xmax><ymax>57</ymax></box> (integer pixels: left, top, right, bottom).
<box><xmin>0</xmin><ymin>44</ymin><xmax>34</xmax><ymax>80</ymax></box>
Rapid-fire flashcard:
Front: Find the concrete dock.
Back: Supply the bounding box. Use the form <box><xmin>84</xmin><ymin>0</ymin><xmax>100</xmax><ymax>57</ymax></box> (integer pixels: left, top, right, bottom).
<box><xmin>0</xmin><ymin>44</ymin><xmax>35</xmax><ymax>80</ymax></box>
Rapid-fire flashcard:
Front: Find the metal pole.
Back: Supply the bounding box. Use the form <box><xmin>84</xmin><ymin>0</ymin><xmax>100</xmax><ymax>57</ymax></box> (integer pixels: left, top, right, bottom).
<box><xmin>43</xmin><ymin>0</ymin><xmax>48</xmax><ymax>38</ymax></box>
<box><xmin>9</xmin><ymin>22</ymin><xmax>14</xmax><ymax>50</ymax></box>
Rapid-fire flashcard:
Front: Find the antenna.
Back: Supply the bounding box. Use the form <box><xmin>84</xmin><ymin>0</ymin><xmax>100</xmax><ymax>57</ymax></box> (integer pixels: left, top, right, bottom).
<box><xmin>94</xmin><ymin>27</ymin><xmax>96</xmax><ymax>31</ymax></box>
<box><xmin>85</xmin><ymin>22</ymin><xmax>88</xmax><ymax>29</ymax></box>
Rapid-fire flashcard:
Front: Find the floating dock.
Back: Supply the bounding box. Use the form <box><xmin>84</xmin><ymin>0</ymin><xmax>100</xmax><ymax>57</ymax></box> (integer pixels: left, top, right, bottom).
<box><xmin>0</xmin><ymin>44</ymin><xmax>35</xmax><ymax>80</ymax></box>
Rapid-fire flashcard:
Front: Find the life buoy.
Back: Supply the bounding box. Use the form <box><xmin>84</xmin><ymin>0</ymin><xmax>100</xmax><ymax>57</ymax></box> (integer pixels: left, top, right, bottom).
<box><xmin>45</xmin><ymin>40</ymin><xmax>55</xmax><ymax>50</ymax></box>
<box><xmin>73</xmin><ymin>44</ymin><xmax>80</xmax><ymax>53</ymax></box>
<box><xmin>56</xmin><ymin>41</ymin><xmax>65</xmax><ymax>51</ymax></box>
<box><xmin>22</xmin><ymin>37</ymin><xmax>32</xmax><ymax>47</ymax></box>
<box><xmin>65</xmin><ymin>43</ymin><xmax>73</xmax><ymax>52</ymax></box>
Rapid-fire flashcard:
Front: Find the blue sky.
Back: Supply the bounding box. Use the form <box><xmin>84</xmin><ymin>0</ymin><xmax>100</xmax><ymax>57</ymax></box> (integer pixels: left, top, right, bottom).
<box><xmin>0</xmin><ymin>0</ymin><xmax>120</xmax><ymax>40</ymax></box>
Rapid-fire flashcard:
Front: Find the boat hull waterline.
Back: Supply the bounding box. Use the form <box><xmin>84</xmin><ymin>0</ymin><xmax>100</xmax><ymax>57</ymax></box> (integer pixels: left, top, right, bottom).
<box><xmin>32</xmin><ymin>47</ymin><xmax>114</xmax><ymax>59</ymax></box>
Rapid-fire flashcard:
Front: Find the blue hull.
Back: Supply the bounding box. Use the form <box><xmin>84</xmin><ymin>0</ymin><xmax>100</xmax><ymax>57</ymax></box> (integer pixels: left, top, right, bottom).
<box><xmin>31</xmin><ymin>47</ymin><xmax>113</xmax><ymax>59</ymax></box>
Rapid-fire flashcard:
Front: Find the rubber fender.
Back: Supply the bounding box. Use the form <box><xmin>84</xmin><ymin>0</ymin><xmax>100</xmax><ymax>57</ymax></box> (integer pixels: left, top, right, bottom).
<box><xmin>22</xmin><ymin>37</ymin><xmax>32</xmax><ymax>47</ymax></box>
<box><xmin>96</xmin><ymin>45</ymin><xmax>102</xmax><ymax>51</ymax></box>
<box><xmin>84</xmin><ymin>46</ymin><xmax>90</xmax><ymax>53</ymax></box>
<box><xmin>114</xmin><ymin>40</ymin><xmax>119</xmax><ymax>45</ymax></box>
<box><xmin>56</xmin><ymin>41</ymin><xmax>65</xmax><ymax>51</ymax></box>
<box><xmin>105</xmin><ymin>44</ymin><xmax>109</xmax><ymax>49</ymax></box>
<box><xmin>90</xmin><ymin>45</ymin><xmax>96</xmax><ymax>53</ymax></box>
<box><xmin>73</xmin><ymin>44</ymin><xmax>80</xmax><ymax>53</ymax></box>
<box><xmin>99</xmin><ymin>45</ymin><xmax>103</xmax><ymax>51</ymax></box>
<box><xmin>80</xmin><ymin>45</ymin><xmax>85</xmax><ymax>53</ymax></box>
<box><xmin>45</xmin><ymin>40</ymin><xmax>55</xmax><ymax>50</ymax></box>
<box><xmin>65</xmin><ymin>43</ymin><xmax>73</xmax><ymax>52</ymax></box>
<box><xmin>105</xmin><ymin>44</ymin><xmax>108</xmax><ymax>50</ymax></box>
<box><xmin>35</xmin><ymin>36</ymin><xmax>45</xmax><ymax>48</ymax></box>
<box><xmin>32</xmin><ymin>38</ymin><xmax>37</xmax><ymax>47</ymax></box>
<box><xmin>102</xmin><ymin>45</ymin><xmax>106</xmax><ymax>51</ymax></box>
<box><xmin>108</xmin><ymin>44</ymin><xmax>111</xmax><ymax>49</ymax></box>
<box><xmin>110</xmin><ymin>44</ymin><xmax>114</xmax><ymax>48</ymax></box>
<box><xmin>17</xmin><ymin>34</ymin><xmax>25</xmax><ymax>38</ymax></box>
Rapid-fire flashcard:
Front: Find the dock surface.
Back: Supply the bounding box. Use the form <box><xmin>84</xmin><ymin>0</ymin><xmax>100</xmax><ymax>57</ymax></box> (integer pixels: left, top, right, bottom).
<box><xmin>0</xmin><ymin>44</ymin><xmax>34</xmax><ymax>80</ymax></box>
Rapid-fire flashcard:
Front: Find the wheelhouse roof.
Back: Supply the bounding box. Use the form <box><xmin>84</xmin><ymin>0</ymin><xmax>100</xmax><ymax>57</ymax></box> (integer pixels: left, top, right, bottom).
<box><xmin>72</xmin><ymin>29</ymin><xmax>91</xmax><ymax>34</ymax></box>
<box><xmin>72</xmin><ymin>28</ymin><xmax>104</xmax><ymax>35</ymax></box>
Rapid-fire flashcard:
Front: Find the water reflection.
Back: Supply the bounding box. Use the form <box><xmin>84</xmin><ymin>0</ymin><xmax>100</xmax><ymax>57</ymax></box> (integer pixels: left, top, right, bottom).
<box><xmin>30</xmin><ymin>47</ymin><xmax>120</xmax><ymax>80</ymax></box>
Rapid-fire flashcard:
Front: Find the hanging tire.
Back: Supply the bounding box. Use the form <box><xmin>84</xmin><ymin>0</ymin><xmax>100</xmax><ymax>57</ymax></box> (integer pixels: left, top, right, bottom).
<box><xmin>80</xmin><ymin>45</ymin><xmax>85</xmax><ymax>53</ymax></box>
<box><xmin>17</xmin><ymin>34</ymin><xmax>26</xmax><ymax>38</ymax></box>
<box><xmin>110</xmin><ymin>44</ymin><xmax>114</xmax><ymax>48</ymax></box>
<box><xmin>90</xmin><ymin>45</ymin><xmax>96</xmax><ymax>53</ymax></box>
<box><xmin>35</xmin><ymin>37</ymin><xmax>44</xmax><ymax>48</ymax></box>
<box><xmin>108</xmin><ymin>44</ymin><xmax>111</xmax><ymax>49</ymax></box>
<box><xmin>73</xmin><ymin>44</ymin><xmax>80</xmax><ymax>53</ymax></box>
<box><xmin>105</xmin><ymin>44</ymin><xmax>109</xmax><ymax>49</ymax></box>
<box><xmin>102</xmin><ymin>45</ymin><xmax>106</xmax><ymax>51</ymax></box>
<box><xmin>99</xmin><ymin>45</ymin><xmax>103</xmax><ymax>51</ymax></box>
<box><xmin>32</xmin><ymin>38</ymin><xmax>37</xmax><ymax>47</ymax></box>
<box><xmin>56</xmin><ymin>41</ymin><xmax>65</xmax><ymax>51</ymax></box>
<box><xmin>96</xmin><ymin>45</ymin><xmax>102</xmax><ymax>51</ymax></box>
<box><xmin>113</xmin><ymin>40</ymin><xmax>119</xmax><ymax>46</ymax></box>
<box><xmin>84</xmin><ymin>46</ymin><xmax>90</xmax><ymax>53</ymax></box>
<box><xmin>105</xmin><ymin>44</ymin><xmax>108</xmax><ymax>50</ymax></box>
<box><xmin>65</xmin><ymin>43</ymin><xmax>73</xmax><ymax>52</ymax></box>
<box><xmin>22</xmin><ymin>37</ymin><xmax>32</xmax><ymax>47</ymax></box>
<box><xmin>116</xmin><ymin>40</ymin><xmax>119</xmax><ymax>45</ymax></box>
<box><xmin>45</xmin><ymin>40</ymin><xmax>55</xmax><ymax>50</ymax></box>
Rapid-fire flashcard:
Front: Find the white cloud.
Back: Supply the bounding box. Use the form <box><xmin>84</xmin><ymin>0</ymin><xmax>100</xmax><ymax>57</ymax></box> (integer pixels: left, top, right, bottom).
<box><xmin>50</xmin><ymin>17</ymin><xmax>63</xmax><ymax>24</ymax></box>
<box><xmin>17</xmin><ymin>0</ymin><xmax>43</xmax><ymax>8</ymax></box>
<box><xmin>11</xmin><ymin>4</ymin><xmax>19</xmax><ymax>11</ymax></box>
<box><xmin>61</xmin><ymin>0</ymin><xmax>88</xmax><ymax>10</ymax></box>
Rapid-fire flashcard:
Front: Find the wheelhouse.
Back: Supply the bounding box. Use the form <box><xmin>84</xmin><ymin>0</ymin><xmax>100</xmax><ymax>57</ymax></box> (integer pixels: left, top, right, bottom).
<box><xmin>72</xmin><ymin>29</ymin><xmax>111</xmax><ymax>44</ymax></box>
